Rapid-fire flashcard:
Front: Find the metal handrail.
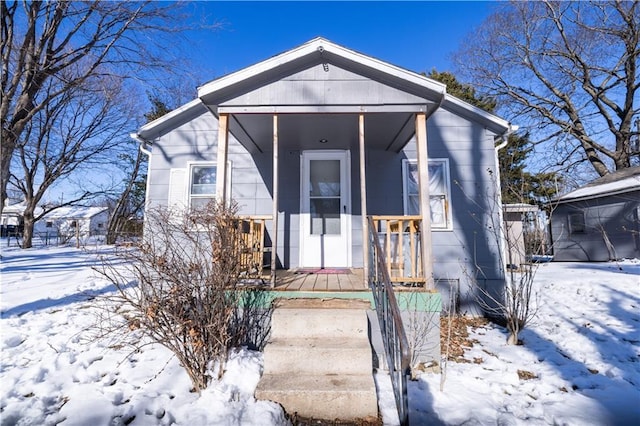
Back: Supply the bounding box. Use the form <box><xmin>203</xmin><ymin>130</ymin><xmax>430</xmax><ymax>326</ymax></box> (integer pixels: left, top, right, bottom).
<box><xmin>367</xmin><ymin>217</ymin><xmax>411</xmax><ymax>425</ymax></box>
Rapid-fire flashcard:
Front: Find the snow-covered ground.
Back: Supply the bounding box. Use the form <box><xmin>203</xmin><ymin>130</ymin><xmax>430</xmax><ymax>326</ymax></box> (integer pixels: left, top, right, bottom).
<box><xmin>1</xmin><ymin>242</ymin><xmax>639</xmax><ymax>425</ymax></box>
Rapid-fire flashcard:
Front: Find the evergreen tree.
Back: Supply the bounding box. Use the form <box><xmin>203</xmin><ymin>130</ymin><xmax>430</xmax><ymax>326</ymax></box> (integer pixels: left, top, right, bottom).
<box><xmin>427</xmin><ymin>70</ymin><xmax>497</xmax><ymax>113</ymax></box>
<box><xmin>499</xmin><ymin>133</ymin><xmax>559</xmax><ymax>205</ymax></box>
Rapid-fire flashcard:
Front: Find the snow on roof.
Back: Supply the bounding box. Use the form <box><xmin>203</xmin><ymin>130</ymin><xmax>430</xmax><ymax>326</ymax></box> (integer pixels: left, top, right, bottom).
<box><xmin>1</xmin><ymin>202</ymin><xmax>43</xmax><ymax>217</ymax></box>
<box><xmin>2</xmin><ymin>204</ymin><xmax>107</xmax><ymax>220</ymax></box>
<box><xmin>556</xmin><ymin>166</ymin><xmax>640</xmax><ymax>203</ymax></box>
<box><xmin>43</xmin><ymin>206</ymin><xmax>107</xmax><ymax>220</ymax></box>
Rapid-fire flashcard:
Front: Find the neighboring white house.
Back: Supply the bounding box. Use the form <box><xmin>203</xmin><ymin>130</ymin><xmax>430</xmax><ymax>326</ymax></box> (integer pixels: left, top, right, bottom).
<box><xmin>1</xmin><ymin>202</ymin><xmax>42</xmax><ymax>236</ymax></box>
<box><xmin>1</xmin><ymin>203</ymin><xmax>108</xmax><ymax>238</ymax></box>
<box><xmin>34</xmin><ymin>206</ymin><xmax>109</xmax><ymax>237</ymax></box>
<box><xmin>1</xmin><ymin>202</ymin><xmax>29</xmax><ymax>227</ymax></box>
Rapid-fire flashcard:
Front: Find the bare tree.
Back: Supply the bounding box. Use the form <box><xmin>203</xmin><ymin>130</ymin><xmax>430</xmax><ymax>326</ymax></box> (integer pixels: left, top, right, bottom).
<box><xmin>455</xmin><ymin>170</ymin><xmax>544</xmax><ymax>345</ymax></box>
<box><xmin>10</xmin><ymin>73</ymin><xmax>133</xmax><ymax>248</ymax></box>
<box><xmin>0</xmin><ymin>0</ymin><xmax>195</xmax><ymax>215</ymax></box>
<box><xmin>455</xmin><ymin>1</ymin><xmax>640</xmax><ymax>177</ymax></box>
<box><xmin>478</xmin><ymin>217</ymin><xmax>540</xmax><ymax>346</ymax></box>
<box><xmin>95</xmin><ymin>202</ymin><xmax>262</xmax><ymax>392</ymax></box>
<box><xmin>105</xmin><ymin>97</ymin><xmax>172</xmax><ymax>245</ymax></box>
<box><xmin>105</xmin><ymin>145</ymin><xmax>146</xmax><ymax>245</ymax></box>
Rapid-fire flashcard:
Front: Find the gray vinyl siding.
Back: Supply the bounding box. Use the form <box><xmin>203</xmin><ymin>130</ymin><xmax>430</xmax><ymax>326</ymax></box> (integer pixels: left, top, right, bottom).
<box><xmin>221</xmin><ymin>64</ymin><xmax>427</xmax><ymax>107</ymax></box>
<box><xmin>145</xmin><ymin>104</ymin><xmax>505</xmax><ymax>303</ymax></box>
<box><xmin>143</xmin><ymin>57</ymin><xmax>507</xmax><ymax>317</ymax></box>
<box><xmin>411</xmin><ymin>108</ymin><xmax>504</xmax><ymax>311</ymax></box>
<box><xmin>551</xmin><ymin>192</ymin><xmax>640</xmax><ymax>261</ymax></box>
<box><xmin>145</xmin><ymin>110</ymin><xmax>219</xmax><ymax>209</ymax></box>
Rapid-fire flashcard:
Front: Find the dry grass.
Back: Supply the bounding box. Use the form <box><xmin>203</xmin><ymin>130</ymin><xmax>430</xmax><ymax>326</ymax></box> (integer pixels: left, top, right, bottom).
<box><xmin>441</xmin><ymin>315</ymin><xmax>489</xmax><ymax>363</ymax></box>
<box><xmin>517</xmin><ymin>369</ymin><xmax>538</xmax><ymax>380</ymax></box>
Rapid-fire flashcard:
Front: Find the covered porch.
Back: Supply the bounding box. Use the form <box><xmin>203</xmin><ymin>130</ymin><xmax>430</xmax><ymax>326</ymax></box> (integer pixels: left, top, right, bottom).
<box><xmin>235</xmin><ymin>214</ymin><xmax>427</xmax><ymax>290</ymax></box>
<box><xmin>196</xmin><ymin>38</ymin><xmax>452</xmax><ymax>291</ymax></box>
<box><xmin>215</xmin><ymin>110</ymin><xmax>440</xmax><ymax>289</ymax></box>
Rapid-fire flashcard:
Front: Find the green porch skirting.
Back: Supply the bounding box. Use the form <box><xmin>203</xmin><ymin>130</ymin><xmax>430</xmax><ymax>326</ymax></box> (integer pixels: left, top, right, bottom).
<box><xmin>236</xmin><ymin>289</ymin><xmax>442</xmax><ymax>313</ymax></box>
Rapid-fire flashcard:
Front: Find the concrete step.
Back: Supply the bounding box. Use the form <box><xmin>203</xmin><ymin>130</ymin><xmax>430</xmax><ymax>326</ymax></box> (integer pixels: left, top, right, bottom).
<box><xmin>270</xmin><ymin>308</ymin><xmax>368</xmax><ymax>340</ymax></box>
<box><xmin>255</xmin><ymin>373</ymin><xmax>378</xmax><ymax>420</ymax></box>
<box><xmin>263</xmin><ymin>337</ymin><xmax>372</xmax><ymax>375</ymax></box>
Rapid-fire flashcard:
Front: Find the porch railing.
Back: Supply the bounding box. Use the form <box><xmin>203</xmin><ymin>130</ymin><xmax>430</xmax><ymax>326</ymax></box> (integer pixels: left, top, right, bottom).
<box><xmin>367</xmin><ymin>217</ymin><xmax>411</xmax><ymax>425</ymax></box>
<box><xmin>235</xmin><ymin>215</ymin><xmax>271</xmax><ymax>278</ymax></box>
<box><xmin>370</xmin><ymin>215</ymin><xmax>424</xmax><ymax>285</ymax></box>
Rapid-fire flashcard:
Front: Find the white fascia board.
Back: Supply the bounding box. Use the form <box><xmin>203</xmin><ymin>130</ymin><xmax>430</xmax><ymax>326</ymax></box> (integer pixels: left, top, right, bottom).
<box><xmin>198</xmin><ymin>37</ymin><xmax>447</xmax><ymax>101</ymax></box>
<box><xmin>197</xmin><ymin>38</ymin><xmax>322</xmax><ymax>97</ymax></box>
<box><xmin>319</xmin><ymin>39</ymin><xmax>447</xmax><ymax>95</ymax></box>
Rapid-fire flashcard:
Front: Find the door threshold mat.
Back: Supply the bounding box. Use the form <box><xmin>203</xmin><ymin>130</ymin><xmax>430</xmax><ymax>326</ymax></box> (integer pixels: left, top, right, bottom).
<box><xmin>294</xmin><ymin>268</ymin><xmax>352</xmax><ymax>275</ymax></box>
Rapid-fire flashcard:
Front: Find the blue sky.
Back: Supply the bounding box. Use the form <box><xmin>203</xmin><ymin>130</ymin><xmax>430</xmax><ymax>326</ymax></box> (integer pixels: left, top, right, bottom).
<box><xmin>51</xmin><ymin>1</ymin><xmax>501</xmax><ymax>203</ymax></box>
<box><xmin>185</xmin><ymin>1</ymin><xmax>498</xmax><ymax>82</ymax></box>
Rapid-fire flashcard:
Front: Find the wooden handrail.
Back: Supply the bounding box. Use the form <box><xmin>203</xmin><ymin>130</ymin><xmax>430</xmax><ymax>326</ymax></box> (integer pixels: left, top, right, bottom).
<box><xmin>235</xmin><ymin>215</ymin><xmax>272</xmax><ymax>278</ymax></box>
<box><xmin>370</xmin><ymin>216</ymin><xmax>424</xmax><ymax>285</ymax></box>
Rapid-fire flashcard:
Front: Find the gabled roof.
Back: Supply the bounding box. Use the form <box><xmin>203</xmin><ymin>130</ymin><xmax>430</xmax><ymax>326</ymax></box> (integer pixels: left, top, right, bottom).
<box><xmin>42</xmin><ymin>206</ymin><xmax>108</xmax><ymax>220</ymax></box>
<box><xmin>198</xmin><ymin>37</ymin><xmax>446</xmax><ymax>103</ymax></box>
<box><xmin>555</xmin><ymin>166</ymin><xmax>640</xmax><ymax>203</ymax></box>
<box><xmin>136</xmin><ymin>37</ymin><xmax>511</xmax><ymax>140</ymax></box>
<box><xmin>1</xmin><ymin>203</ymin><xmax>107</xmax><ymax>220</ymax></box>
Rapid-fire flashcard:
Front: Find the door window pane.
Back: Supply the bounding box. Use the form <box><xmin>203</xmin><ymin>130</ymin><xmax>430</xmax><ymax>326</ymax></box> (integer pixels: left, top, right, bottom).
<box><xmin>309</xmin><ymin>159</ymin><xmax>341</xmax><ymax>235</ymax></box>
<box><xmin>310</xmin><ymin>198</ymin><xmax>341</xmax><ymax>235</ymax></box>
<box><xmin>310</xmin><ymin>160</ymin><xmax>340</xmax><ymax>196</ymax></box>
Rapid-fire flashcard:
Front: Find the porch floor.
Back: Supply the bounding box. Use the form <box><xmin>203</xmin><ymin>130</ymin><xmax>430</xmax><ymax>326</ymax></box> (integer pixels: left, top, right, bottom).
<box><xmin>247</xmin><ymin>268</ymin><xmax>367</xmax><ymax>292</ymax></box>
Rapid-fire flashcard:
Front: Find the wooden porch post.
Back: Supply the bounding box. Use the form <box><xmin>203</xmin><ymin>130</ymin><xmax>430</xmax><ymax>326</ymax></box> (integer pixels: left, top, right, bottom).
<box><xmin>270</xmin><ymin>114</ymin><xmax>279</xmax><ymax>287</ymax></box>
<box><xmin>216</xmin><ymin>113</ymin><xmax>229</xmax><ymax>204</ymax></box>
<box><xmin>415</xmin><ymin>112</ymin><xmax>435</xmax><ymax>289</ymax></box>
<box><xmin>359</xmin><ymin>114</ymin><xmax>369</xmax><ymax>284</ymax></box>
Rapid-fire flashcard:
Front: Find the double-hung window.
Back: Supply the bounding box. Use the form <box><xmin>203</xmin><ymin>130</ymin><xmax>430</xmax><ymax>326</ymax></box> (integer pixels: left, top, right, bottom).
<box><xmin>188</xmin><ymin>163</ymin><xmax>217</xmax><ymax>209</ymax></box>
<box><xmin>168</xmin><ymin>162</ymin><xmax>231</xmax><ymax>213</ymax></box>
<box><xmin>403</xmin><ymin>159</ymin><xmax>452</xmax><ymax>229</ymax></box>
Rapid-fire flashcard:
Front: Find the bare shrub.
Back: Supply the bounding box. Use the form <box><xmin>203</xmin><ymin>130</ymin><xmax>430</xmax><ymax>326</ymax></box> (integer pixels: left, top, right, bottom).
<box><xmin>475</xmin><ymin>262</ymin><xmax>539</xmax><ymax>345</ymax></box>
<box><xmin>456</xmin><ymin>172</ymin><xmax>542</xmax><ymax>345</ymax></box>
<box><xmin>95</xmin><ymin>201</ymin><xmax>254</xmax><ymax>392</ymax></box>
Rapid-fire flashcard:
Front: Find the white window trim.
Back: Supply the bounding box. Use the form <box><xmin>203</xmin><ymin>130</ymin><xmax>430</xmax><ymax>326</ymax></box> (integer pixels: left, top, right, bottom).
<box><xmin>402</xmin><ymin>158</ymin><xmax>453</xmax><ymax>231</ymax></box>
<box><xmin>185</xmin><ymin>161</ymin><xmax>232</xmax><ymax>208</ymax></box>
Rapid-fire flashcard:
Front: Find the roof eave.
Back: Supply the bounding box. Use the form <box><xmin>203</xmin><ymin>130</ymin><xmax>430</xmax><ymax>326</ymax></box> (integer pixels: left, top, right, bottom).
<box><xmin>136</xmin><ymin>98</ymin><xmax>205</xmax><ymax>140</ymax></box>
<box><xmin>443</xmin><ymin>95</ymin><xmax>511</xmax><ymax>134</ymax></box>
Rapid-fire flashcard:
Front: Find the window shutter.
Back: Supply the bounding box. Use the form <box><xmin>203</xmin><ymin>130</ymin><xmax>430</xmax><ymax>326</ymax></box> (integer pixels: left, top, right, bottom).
<box><xmin>168</xmin><ymin>168</ymin><xmax>187</xmax><ymax>213</ymax></box>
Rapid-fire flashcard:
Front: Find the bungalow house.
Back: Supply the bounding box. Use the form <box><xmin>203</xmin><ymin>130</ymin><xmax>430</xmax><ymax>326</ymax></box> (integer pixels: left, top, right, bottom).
<box><xmin>1</xmin><ymin>204</ymin><xmax>108</xmax><ymax>241</ymax></box>
<box><xmin>133</xmin><ymin>37</ymin><xmax>513</xmax><ymax>304</ymax></box>
<box><xmin>34</xmin><ymin>206</ymin><xmax>109</xmax><ymax>239</ymax></box>
<box><xmin>550</xmin><ymin>166</ymin><xmax>640</xmax><ymax>261</ymax></box>
<box><xmin>131</xmin><ymin>38</ymin><xmax>514</xmax><ymax>420</ymax></box>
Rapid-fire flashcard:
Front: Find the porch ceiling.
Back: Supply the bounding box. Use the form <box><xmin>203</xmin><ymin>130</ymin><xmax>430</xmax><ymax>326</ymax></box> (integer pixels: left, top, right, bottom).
<box><xmin>228</xmin><ymin>112</ymin><xmax>415</xmax><ymax>153</ymax></box>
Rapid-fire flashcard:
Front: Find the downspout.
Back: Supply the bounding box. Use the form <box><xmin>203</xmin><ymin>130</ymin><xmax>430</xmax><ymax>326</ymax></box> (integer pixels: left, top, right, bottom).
<box><xmin>493</xmin><ymin>124</ymin><xmax>519</xmax><ymax>278</ymax></box>
<box><xmin>130</xmin><ymin>133</ymin><xmax>152</xmax><ymax>213</ymax></box>
<box><xmin>131</xmin><ymin>132</ymin><xmax>152</xmax><ymax>157</ymax></box>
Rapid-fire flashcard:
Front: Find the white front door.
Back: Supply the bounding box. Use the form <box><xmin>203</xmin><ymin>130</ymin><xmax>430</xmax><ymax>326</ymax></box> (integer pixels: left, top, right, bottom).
<box><xmin>300</xmin><ymin>150</ymin><xmax>351</xmax><ymax>268</ymax></box>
